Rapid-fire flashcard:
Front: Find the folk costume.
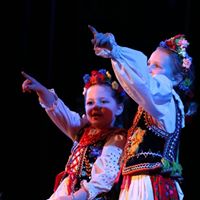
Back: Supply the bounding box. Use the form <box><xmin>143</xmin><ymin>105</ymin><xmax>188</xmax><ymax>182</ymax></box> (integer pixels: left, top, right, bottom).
<box><xmin>40</xmin><ymin>90</ymin><xmax>126</xmax><ymax>200</ymax></box>
<box><xmin>93</xmin><ymin>34</ymin><xmax>186</xmax><ymax>199</ymax></box>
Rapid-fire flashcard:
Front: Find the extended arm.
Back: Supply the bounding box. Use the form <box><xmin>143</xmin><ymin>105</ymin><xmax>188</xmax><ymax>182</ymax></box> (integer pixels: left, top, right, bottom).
<box><xmin>21</xmin><ymin>71</ymin><xmax>88</xmax><ymax>140</ymax></box>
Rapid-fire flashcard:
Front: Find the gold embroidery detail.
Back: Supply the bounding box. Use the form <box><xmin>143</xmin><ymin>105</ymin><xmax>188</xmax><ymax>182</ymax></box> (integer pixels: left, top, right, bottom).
<box><xmin>128</xmin><ymin>127</ymin><xmax>146</xmax><ymax>157</ymax></box>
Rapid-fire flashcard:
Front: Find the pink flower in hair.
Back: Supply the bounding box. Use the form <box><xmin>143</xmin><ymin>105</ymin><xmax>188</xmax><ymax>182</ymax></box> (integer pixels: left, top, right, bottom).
<box><xmin>159</xmin><ymin>34</ymin><xmax>192</xmax><ymax>71</ymax></box>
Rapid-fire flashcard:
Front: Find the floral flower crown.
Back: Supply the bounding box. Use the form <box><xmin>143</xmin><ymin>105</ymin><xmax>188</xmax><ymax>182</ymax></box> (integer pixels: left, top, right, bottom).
<box><xmin>159</xmin><ymin>34</ymin><xmax>192</xmax><ymax>71</ymax></box>
<box><xmin>82</xmin><ymin>69</ymin><xmax>125</xmax><ymax>96</ymax></box>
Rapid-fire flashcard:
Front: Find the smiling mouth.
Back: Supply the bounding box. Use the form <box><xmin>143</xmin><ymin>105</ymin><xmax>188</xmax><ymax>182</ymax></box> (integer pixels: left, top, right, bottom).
<box><xmin>91</xmin><ymin>112</ymin><xmax>104</xmax><ymax>119</ymax></box>
<box><xmin>92</xmin><ymin>114</ymin><xmax>102</xmax><ymax>117</ymax></box>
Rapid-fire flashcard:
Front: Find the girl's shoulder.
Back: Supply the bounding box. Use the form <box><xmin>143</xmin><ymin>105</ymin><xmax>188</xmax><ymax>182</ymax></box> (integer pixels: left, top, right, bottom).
<box><xmin>105</xmin><ymin>128</ymin><xmax>127</xmax><ymax>148</ymax></box>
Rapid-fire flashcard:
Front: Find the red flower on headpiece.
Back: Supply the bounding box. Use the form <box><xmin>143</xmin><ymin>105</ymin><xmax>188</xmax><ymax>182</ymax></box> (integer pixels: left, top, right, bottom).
<box><xmin>159</xmin><ymin>34</ymin><xmax>192</xmax><ymax>71</ymax></box>
<box><xmin>82</xmin><ymin>69</ymin><xmax>125</xmax><ymax>96</ymax></box>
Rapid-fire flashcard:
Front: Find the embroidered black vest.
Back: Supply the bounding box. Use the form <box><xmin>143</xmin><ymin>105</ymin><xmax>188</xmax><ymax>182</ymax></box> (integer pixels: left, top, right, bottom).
<box><xmin>122</xmin><ymin>100</ymin><xmax>183</xmax><ymax>179</ymax></box>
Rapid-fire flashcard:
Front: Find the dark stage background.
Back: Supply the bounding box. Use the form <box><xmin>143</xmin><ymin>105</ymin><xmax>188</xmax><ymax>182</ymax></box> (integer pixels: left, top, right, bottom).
<box><xmin>1</xmin><ymin>0</ymin><xmax>199</xmax><ymax>200</ymax></box>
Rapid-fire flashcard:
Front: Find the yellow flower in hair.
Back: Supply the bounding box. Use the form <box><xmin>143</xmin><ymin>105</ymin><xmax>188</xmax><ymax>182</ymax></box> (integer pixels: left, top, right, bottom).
<box><xmin>106</xmin><ymin>71</ymin><xmax>112</xmax><ymax>79</ymax></box>
<box><xmin>83</xmin><ymin>69</ymin><xmax>126</xmax><ymax>96</ymax></box>
<box><xmin>112</xmin><ymin>81</ymin><xmax>119</xmax><ymax>90</ymax></box>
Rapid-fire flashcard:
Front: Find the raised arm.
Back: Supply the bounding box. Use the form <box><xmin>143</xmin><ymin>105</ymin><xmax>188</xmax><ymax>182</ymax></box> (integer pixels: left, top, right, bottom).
<box><xmin>21</xmin><ymin>71</ymin><xmax>88</xmax><ymax>140</ymax></box>
<box><xmin>88</xmin><ymin>26</ymin><xmax>176</xmax><ymax>132</ymax></box>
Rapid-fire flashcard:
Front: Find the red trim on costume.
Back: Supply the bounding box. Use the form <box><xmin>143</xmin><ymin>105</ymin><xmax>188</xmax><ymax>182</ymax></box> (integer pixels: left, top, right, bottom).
<box><xmin>120</xmin><ymin>175</ymin><xmax>131</xmax><ymax>190</ymax></box>
<box><xmin>53</xmin><ymin>171</ymin><xmax>66</xmax><ymax>192</ymax></box>
<box><xmin>150</xmin><ymin>175</ymin><xmax>179</xmax><ymax>199</ymax></box>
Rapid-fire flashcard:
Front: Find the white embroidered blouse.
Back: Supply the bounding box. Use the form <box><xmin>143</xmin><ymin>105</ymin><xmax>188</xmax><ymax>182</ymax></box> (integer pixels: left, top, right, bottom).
<box><xmin>39</xmin><ymin>93</ymin><xmax>126</xmax><ymax>200</ymax></box>
<box><xmin>93</xmin><ymin>35</ymin><xmax>185</xmax><ymax>133</ymax></box>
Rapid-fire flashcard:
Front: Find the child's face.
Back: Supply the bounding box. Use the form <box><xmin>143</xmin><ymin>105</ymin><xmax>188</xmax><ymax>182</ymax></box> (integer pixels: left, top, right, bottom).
<box><xmin>147</xmin><ymin>48</ymin><xmax>174</xmax><ymax>79</ymax></box>
<box><xmin>85</xmin><ymin>84</ymin><xmax>123</xmax><ymax>129</ymax></box>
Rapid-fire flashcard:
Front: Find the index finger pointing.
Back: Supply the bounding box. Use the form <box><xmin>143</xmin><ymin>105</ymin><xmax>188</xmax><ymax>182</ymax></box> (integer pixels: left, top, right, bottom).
<box><xmin>88</xmin><ymin>25</ymin><xmax>98</xmax><ymax>35</ymax></box>
<box><xmin>21</xmin><ymin>71</ymin><xmax>34</xmax><ymax>81</ymax></box>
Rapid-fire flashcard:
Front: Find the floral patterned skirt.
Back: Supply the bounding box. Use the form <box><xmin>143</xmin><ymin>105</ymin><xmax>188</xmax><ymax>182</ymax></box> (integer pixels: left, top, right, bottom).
<box><xmin>119</xmin><ymin>174</ymin><xmax>183</xmax><ymax>200</ymax></box>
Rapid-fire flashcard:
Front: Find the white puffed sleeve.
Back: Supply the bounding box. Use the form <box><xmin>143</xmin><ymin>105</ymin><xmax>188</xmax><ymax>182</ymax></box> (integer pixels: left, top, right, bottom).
<box><xmin>39</xmin><ymin>89</ymin><xmax>88</xmax><ymax>140</ymax></box>
<box><xmin>81</xmin><ymin>145</ymin><xmax>123</xmax><ymax>200</ymax></box>
<box><xmin>94</xmin><ymin>42</ymin><xmax>184</xmax><ymax>132</ymax></box>
<box><xmin>80</xmin><ymin>132</ymin><xmax>126</xmax><ymax>199</ymax></box>
<box><xmin>110</xmin><ymin>47</ymin><xmax>185</xmax><ymax>132</ymax></box>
